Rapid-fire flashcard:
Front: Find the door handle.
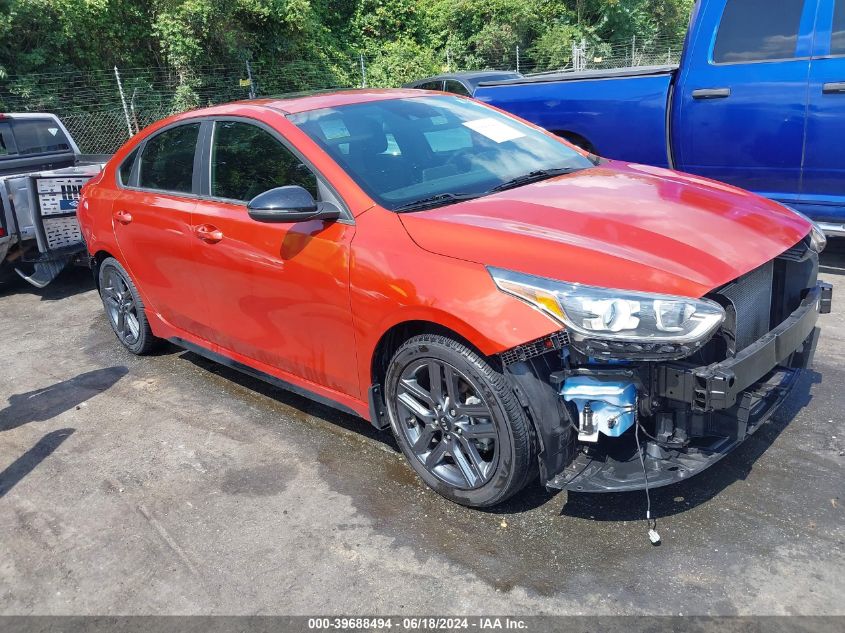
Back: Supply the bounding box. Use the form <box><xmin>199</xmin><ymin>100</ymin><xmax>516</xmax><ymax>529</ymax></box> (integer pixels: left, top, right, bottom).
<box><xmin>195</xmin><ymin>224</ymin><xmax>224</xmax><ymax>243</ymax></box>
<box><xmin>113</xmin><ymin>210</ymin><xmax>133</xmax><ymax>225</ymax></box>
<box><xmin>822</xmin><ymin>81</ymin><xmax>845</xmax><ymax>94</ymax></box>
<box><xmin>692</xmin><ymin>88</ymin><xmax>731</xmax><ymax>100</ymax></box>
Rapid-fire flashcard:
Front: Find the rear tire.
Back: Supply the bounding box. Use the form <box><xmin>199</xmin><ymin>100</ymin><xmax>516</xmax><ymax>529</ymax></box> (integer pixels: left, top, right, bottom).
<box><xmin>98</xmin><ymin>257</ymin><xmax>161</xmax><ymax>355</ymax></box>
<box><xmin>384</xmin><ymin>334</ymin><xmax>535</xmax><ymax>508</ymax></box>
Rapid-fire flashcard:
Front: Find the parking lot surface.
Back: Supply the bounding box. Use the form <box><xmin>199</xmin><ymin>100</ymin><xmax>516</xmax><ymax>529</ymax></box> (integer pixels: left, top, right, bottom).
<box><xmin>1</xmin><ymin>244</ymin><xmax>843</xmax><ymax>616</ymax></box>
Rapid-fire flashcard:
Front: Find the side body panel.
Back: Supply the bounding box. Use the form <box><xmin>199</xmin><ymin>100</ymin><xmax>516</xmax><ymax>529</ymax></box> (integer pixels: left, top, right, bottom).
<box><xmin>190</xmin><ymin>196</ymin><xmax>361</xmax><ymax>399</ymax></box>
<box><xmin>475</xmin><ymin>71</ymin><xmax>674</xmax><ymax>166</ymax></box>
<box><xmin>799</xmin><ymin>0</ymin><xmax>845</xmax><ymax>224</ymax></box>
<box><xmin>349</xmin><ymin>207</ymin><xmax>560</xmax><ymax>397</ymax></box>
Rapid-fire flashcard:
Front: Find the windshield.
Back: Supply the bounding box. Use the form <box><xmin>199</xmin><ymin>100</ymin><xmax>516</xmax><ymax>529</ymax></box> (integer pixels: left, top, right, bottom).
<box><xmin>289</xmin><ymin>95</ymin><xmax>594</xmax><ymax>211</ymax></box>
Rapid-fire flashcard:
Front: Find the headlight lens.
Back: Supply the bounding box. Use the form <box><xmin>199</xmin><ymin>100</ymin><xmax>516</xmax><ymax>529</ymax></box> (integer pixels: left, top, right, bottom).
<box><xmin>783</xmin><ymin>205</ymin><xmax>826</xmax><ymax>253</ymax></box>
<box><xmin>489</xmin><ymin>267</ymin><xmax>725</xmax><ymax>344</ymax></box>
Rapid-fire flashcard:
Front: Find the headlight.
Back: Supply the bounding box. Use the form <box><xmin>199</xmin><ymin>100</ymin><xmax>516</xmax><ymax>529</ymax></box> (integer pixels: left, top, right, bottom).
<box><xmin>783</xmin><ymin>205</ymin><xmax>826</xmax><ymax>253</ymax></box>
<box><xmin>489</xmin><ymin>267</ymin><xmax>725</xmax><ymax>346</ymax></box>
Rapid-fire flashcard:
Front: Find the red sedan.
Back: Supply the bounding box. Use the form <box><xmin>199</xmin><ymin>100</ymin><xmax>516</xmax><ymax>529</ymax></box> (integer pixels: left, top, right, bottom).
<box><xmin>78</xmin><ymin>89</ymin><xmax>831</xmax><ymax>508</ymax></box>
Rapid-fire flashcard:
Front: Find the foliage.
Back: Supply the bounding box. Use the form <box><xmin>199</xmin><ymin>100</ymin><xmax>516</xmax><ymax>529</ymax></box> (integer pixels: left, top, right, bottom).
<box><xmin>0</xmin><ymin>0</ymin><xmax>693</xmax><ymax>101</ymax></box>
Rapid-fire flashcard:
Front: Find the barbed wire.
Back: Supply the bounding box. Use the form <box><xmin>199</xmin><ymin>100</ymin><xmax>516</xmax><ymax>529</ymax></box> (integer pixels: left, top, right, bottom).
<box><xmin>0</xmin><ymin>37</ymin><xmax>684</xmax><ymax>154</ymax></box>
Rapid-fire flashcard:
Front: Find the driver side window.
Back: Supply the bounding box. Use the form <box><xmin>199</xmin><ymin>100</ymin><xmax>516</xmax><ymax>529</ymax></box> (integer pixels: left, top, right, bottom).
<box><xmin>211</xmin><ymin>121</ymin><xmax>318</xmax><ymax>202</ymax></box>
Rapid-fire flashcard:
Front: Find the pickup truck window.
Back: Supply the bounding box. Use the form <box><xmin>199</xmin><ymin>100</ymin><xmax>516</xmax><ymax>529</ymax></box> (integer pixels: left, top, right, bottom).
<box><xmin>443</xmin><ymin>80</ymin><xmax>471</xmax><ymax>96</ymax></box>
<box><xmin>833</xmin><ymin>0</ymin><xmax>845</xmax><ymax>55</ymax></box>
<box><xmin>713</xmin><ymin>0</ymin><xmax>804</xmax><ymax>63</ymax></box>
<box><xmin>0</xmin><ymin>124</ymin><xmax>13</xmax><ymax>156</ymax></box>
<box><xmin>11</xmin><ymin>119</ymin><xmax>71</xmax><ymax>155</ymax></box>
<box><xmin>138</xmin><ymin>123</ymin><xmax>200</xmax><ymax>194</ymax></box>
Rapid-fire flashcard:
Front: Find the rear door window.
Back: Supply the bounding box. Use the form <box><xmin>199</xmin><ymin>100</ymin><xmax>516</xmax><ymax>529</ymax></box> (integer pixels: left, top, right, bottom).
<box><xmin>210</xmin><ymin>121</ymin><xmax>318</xmax><ymax>202</ymax></box>
<box><xmin>138</xmin><ymin>123</ymin><xmax>200</xmax><ymax>194</ymax></box>
<box><xmin>832</xmin><ymin>0</ymin><xmax>845</xmax><ymax>56</ymax></box>
<box><xmin>713</xmin><ymin>0</ymin><xmax>805</xmax><ymax>63</ymax></box>
<box><xmin>11</xmin><ymin>119</ymin><xmax>71</xmax><ymax>155</ymax></box>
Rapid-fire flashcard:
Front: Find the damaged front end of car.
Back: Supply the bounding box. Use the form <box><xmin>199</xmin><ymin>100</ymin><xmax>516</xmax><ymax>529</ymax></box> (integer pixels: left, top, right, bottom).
<box><xmin>495</xmin><ymin>235</ymin><xmax>833</xmax><ymax>493</ymax></box>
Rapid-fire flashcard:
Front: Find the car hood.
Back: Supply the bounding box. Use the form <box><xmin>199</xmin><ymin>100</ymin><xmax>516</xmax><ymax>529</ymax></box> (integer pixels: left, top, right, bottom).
<box><xmin>398</xmin><ymin>161</ymin><xmax>810</xmax><ymax>297</ymax></box>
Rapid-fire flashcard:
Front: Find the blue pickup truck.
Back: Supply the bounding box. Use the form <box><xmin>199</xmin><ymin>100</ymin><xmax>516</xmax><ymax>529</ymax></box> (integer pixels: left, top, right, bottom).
<box><xmin>474</xmin><ymin>0</ymin><xmax>845</xmax><ymax>235</ymax></box>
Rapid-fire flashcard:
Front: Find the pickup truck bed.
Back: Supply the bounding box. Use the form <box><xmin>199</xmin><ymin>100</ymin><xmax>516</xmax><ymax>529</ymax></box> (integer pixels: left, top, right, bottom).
<box><xmin>476</xmin><ymin>65</ymin><xmax>677</xmax><ymax>167</ymax></box>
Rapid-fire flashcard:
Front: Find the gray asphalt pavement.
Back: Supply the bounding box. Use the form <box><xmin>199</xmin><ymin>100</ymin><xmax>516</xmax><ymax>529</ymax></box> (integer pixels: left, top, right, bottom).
<box><xmin>0</xmin><ymin>244</ymin><xmax>843</xmax><ymax>615</ymax></box>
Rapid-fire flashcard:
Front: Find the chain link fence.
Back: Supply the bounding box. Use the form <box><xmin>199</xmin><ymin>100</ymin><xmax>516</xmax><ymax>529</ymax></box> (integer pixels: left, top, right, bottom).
<box><xmin>0</xmin><ymin>37</ymin><xmax>683</xmax><ymax>155</ymax></box>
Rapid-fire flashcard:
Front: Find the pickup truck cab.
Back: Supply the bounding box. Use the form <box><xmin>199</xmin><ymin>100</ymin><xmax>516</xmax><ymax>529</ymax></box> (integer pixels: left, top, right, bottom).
<box><xmin>474</xmin><ymin>0</ymin><xmax>845</xmax><ymax>236</ymax></box>
<box><xmin>1</xmin><ymin>113</ymin><xmax>107</xmax><ymax>288</ymax></box>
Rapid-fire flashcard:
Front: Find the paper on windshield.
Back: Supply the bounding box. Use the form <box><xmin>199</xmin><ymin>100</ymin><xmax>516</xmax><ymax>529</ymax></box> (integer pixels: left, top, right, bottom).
<box><xmin>462</xmin><ymin>117</ymin><xmax>525</xmax><ymax>143</ymax></box>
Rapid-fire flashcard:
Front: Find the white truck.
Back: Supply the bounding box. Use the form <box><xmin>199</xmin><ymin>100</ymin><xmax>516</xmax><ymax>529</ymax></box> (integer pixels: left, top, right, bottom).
<box><xmin>0</xmin><ymin>113</ymin><xmax>109</xmax><ymax>288</ymax></box>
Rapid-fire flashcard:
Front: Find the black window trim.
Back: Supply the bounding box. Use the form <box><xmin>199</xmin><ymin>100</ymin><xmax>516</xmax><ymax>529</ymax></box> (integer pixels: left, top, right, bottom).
<box><xmin>118</xmin><ymin>119</ymin><xmax>204</xmax><ymax>198</ymax></box>
<box><xmin>198</xmin><ymin>115</ymin><xmax>353</xmax><ymax>223</ymax></box>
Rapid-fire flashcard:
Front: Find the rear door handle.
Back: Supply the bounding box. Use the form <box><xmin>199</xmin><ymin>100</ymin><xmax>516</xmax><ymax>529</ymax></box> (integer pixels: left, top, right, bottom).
<box><xmin>692</xmin><ymin>88</ymin><xmax>731</xmax><ymax>100</ymax></box>
<box><xmin>113</xmin><ymin>210</ymin><xmax>133</xmax><ymax>225</ymax></box>
<box><xmin>195</xmin><ymin>224</ymin><xmax>224</xmax><ymax>244</ymax></box>
<box><xmin>822</xmin><ymin>81</ymin><xmax>845</xmax><ymax>94</ymax></box>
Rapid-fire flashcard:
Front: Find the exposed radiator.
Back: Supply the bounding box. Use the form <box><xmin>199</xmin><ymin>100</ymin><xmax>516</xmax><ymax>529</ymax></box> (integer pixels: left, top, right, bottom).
<box><xmin>717</xmin><ymin>260</ymin><xmax>774</xmax><ymax>352</ymax></box>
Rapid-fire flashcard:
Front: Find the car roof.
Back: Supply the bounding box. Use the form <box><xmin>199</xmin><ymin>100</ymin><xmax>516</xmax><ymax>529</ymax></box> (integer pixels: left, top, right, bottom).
<box><xmin>237</xmin><ymin>88</ymin><xmax>430</xmax><ymax>114</ymax></box>
<box><xmin>138</xmin><ymin>89</ymin><xmax>458</xmax><ymax>137</ymax></box>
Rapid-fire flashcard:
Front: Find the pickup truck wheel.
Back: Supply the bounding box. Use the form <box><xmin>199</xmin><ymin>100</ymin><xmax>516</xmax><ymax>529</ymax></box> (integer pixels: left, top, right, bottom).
<box><xmin>385</xmin><ymin>334</ymin><xmax>534</xmax><ymax>508</ymax></box>
<box><xmin>98</xmin><ymin>257</ymin><xmax>160</xmax><ymax>355</ymax></box>
<box><xmin>0</xmin><ymin>263</ymin><xmax>20</xmax><ymax>291</ymax></box>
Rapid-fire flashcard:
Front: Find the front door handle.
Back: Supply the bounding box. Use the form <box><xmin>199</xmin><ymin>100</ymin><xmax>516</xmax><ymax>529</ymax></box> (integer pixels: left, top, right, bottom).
<box><xmin>195</xmin><ymin>224</ymin><xmax>224</xmax><ymax>243</ymax></box>
<box><xmin>822</xmin><ymin>81</ymin><xmax>845</xmax><ymax>94</ymax></box>
<box><xmin>113</xmin><ymin>210</ymin><xmax>133</xmax><ymax>225</ymax></box>
<box><xmin>692</xmin><ymin>88</ymin><xmax>731</xmax><ymax>100</ymax></box>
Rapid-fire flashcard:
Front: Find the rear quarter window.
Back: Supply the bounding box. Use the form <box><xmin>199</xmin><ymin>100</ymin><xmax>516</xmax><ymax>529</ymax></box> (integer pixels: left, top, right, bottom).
<box><xmin>118</xmin><ymin>147</ymin><xmax>140</xmax><ymax>186</ymax></box>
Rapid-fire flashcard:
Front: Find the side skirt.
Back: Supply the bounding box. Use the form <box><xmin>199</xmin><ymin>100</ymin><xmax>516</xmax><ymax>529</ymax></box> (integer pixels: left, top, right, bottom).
<box><xmin>169</xmin><ymin>337</ymin><xmax>363</xmax><ymax>420</ymax></box>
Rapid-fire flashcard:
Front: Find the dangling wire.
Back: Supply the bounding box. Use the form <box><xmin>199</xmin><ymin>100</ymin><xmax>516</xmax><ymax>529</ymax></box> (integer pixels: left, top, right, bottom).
<box><xmin>634</xmin><ymin>422</ymin><xmax>661</xmax><ymax>545</ymax></box>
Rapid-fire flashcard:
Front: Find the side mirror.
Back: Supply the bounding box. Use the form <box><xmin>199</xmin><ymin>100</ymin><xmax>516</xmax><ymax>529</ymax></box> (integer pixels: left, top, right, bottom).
<box><xmin>247</xmin><ymin>185</ymin><xmax>341</xmax><ymax>223</ymax></box>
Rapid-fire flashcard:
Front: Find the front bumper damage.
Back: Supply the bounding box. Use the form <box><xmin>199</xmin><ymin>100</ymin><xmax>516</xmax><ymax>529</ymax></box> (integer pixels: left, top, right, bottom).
<box><xmin>505</xmin><ymin>277</ymin><xmax>832</xmax><ymax>494</ymax></box>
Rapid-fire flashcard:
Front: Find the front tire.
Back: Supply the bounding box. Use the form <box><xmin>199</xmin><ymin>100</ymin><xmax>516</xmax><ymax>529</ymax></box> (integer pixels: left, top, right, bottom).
<box><xmin>98</xmin><ymin>257</ymin><xmax>161</xmax><ymax>355</ymax></box>
<box><xmin>384</xmin><ymin>334</ymin><xmax>535</xmax><ymax>508</ymax></box>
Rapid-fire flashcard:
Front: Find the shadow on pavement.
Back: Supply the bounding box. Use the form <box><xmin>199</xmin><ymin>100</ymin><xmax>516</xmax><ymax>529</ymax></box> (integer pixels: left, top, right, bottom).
<box><xmin>179</xmin><ymin>351</ymin><xmax>395</xmax><ymax>449</ymax></box>
<box><xmin>175</xmin><ymin>329</ymin><xmax>824</xmax><ymax>521</ymax></box>
<box><xmin>0</xmin><ymin>366</ymin><xmax>128</xmax><ymax>432</ymax></box>
<box><xmin>0</xmin><ymin>428</ymin><xmax>74</xmax><ymax>498</ymax></box>
<box><xmin>0</xmin><ymin>265</ymin><xmax>96</xmax><ymax>301</ymax></box>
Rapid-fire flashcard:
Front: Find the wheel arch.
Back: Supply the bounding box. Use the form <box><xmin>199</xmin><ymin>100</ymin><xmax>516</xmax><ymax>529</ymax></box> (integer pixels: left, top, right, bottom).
<box><xmin>91</xmin><ymin>249</ymin><xmax>118</xmax><ymax>290</ymax></box>
<box><xmin>552</xmin><ymin>130</ymin><xmax>598</xmax><ymax>155</ymax></box>
<box><xmin>370</xmin><ymin>320</ymin><xmax>485</xmax><ymax>392</ymax></box>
